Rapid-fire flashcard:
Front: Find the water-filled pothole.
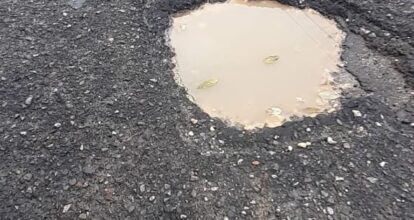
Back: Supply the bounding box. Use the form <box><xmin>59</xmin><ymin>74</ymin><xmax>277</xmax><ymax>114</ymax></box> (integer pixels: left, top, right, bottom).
<box><xmin>169</xmin><ymin>0</ymin><xmax>346</xmax><ymax>129</ymax></box>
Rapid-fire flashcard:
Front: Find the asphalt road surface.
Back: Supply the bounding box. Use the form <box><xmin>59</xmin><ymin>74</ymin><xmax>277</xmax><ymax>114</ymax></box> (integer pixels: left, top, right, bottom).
<box><xmin>0</xmin><ymin>0</ymin><xmax>413</xmax><ymax>219</ymax></box>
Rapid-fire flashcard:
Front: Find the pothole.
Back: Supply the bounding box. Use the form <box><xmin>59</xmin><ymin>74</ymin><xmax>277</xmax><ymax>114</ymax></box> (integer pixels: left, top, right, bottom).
<box><xmin>169</xmin><ymin>0</ymin><xmax>347</xmax><ymax>129</ymax></box>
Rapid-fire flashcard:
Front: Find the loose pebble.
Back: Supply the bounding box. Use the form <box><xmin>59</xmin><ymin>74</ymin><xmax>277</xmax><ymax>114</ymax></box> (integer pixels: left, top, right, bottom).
<box><xmin>327</xmin><ymin>137</ymin><xmax>337</xmax><ymax>144</ymax></box>
<box><xmin>352</xmin><ymin>110</ymin><xmax>362</xmax><ymax>117</ymax></box>
<box><xmin>327</xmin><ymin>207</ymin><xmax>334</xmax><ymax>215</ymax></box>
<box><xmin>62</xmin><ymin>204</ymin><xmax>71</xmax><ymax>213</ymax></box>
<box><xmin>25</xmin><ymin>95</ymin><xmax>33</xmax><ymax>105</ymax></box>
<box><xmin>367</xmin><ymin>177</ymin><xmax>378</xmax><ymax>183</ymax></box>
<box><xmin>297</xmin><ymin>142</ymin><xmax>311</xmax><ymax>148</ymax></box>
<box><xmin>335</xmin><ymin>176</ymin><xmax>344</xmax><ymax>181</ymax></box>
<box><xmin>343</xmin><ymin>143</ymin><xmax>351</xmax><ymax>149</ymax></box>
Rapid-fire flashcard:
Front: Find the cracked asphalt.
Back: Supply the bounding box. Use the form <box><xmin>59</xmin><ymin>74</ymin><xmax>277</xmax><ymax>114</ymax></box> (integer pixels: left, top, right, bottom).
<box><xmin>0</xmin><ymin>0</ymin><xmax>413</xmax><ymax>219</ymax></box>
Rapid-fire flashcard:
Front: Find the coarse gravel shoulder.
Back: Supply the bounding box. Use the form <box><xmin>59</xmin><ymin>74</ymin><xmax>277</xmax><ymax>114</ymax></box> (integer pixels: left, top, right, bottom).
<box><xmin>0</xmin><ymin>0</ymin><xmax>413</xmax><ymax>219</ymax></box>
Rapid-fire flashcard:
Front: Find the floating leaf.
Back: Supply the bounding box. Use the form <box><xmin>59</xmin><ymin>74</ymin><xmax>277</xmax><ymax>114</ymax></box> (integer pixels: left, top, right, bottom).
<box><xmin>263</xmin><ymin>55</ymin><xmax>279</xmax><ymax>64</ymax></box>
<box><xmin>302</xmin><ymin>107</ymin><xmax>322</xmax><ymax>114</ymax></box>
<box><xmin>197</xmin><ymin>79</ymin><xmax>219</xmax><ymax>89</ymax></box>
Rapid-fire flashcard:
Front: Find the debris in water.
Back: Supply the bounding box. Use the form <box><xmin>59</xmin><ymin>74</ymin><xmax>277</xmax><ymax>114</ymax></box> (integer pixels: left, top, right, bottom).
<box><xmin>267</xmin><ymin>107</ymin><xmax>282</xmax><ymax>117</ymax></box>
<box><xmin>197</xmin><ymin>79</ymin><xmax>219</xmax><ymax>89</ymax></box>
<box><xmin>319</xmin><ymin>91</ymin><xmax>339</xmax><ymax>100</ymax></box>
<box><xmin>302</xmin><ymin>107</ymin><xmax>322</xmax><ymax>114</ymax></box>
<box><xmin>263</xmin><ymin>55</ymin><xmax>280</xmax><ymax>64</ymax></box>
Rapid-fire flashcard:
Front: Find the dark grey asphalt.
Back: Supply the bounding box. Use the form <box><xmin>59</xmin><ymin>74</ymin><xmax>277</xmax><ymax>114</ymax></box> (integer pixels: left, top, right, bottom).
<box><xmin>0</xmin><ymin>0</ymin><xmax>413</xmax><ymax>219</ymax></box>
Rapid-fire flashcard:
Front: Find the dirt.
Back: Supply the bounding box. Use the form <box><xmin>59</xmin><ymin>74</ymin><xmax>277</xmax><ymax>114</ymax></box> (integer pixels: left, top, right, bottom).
<box><xmin>0</xmin><ymin>0</ymin><xmax>413</xmax><ymax>219</ymax></box>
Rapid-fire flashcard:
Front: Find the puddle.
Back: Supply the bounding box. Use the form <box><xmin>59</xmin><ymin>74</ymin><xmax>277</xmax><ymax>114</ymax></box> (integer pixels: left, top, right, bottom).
<box><xmin>169</xmin><ymin>0</ymin><xmax>345</xmax><ymax>129</ymax></box>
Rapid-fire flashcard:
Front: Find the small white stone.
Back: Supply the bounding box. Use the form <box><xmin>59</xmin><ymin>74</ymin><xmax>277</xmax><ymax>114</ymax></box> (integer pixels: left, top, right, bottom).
<box><xmin>352</xmin><ymin>110</ymin><xmax>362</xmax><ymax>117</ymax></box>
<box><xmin>149</xmin><ymin>196</ymin><xmax>155</xmax><ymax>202</ymax></box>
<box><xmin>306</xmin><ymin>128</ymin><xmax>311</xmax><ymax>132</ymax></box>
<box><xmin>379</xmin><ymin>161</ymin><xmax>387</xmax><ymax>167</ymax></box>
<box><xmin>297</xmin><ymin>142</ymin><xmax>311</xmax><ymax>148</ymax></box>
<box><xmin>25</xmin><ymin>95</ymin><xmax>33</xmax><ymax>105</ymax></box>
<box><xmin>375</xmin><ymin>122</ymin><xmax>382</xmax><ymax>127</ymax></box>
<box><xmin>62</xmin><ymin>204</ymin><xmax>71</xmax><ymax>213</ymax></box>
<box><xmin>326</xmin><ymin>207</ymin><xmax>334</xmax><ymax>215</ymax></box>
<box><xmin>210</xmin><ymin>126</ymin><xmax>215</xmax><ymax>132</ymax></box>
<box><xmin>268</xmin><ymin>151</ymin><xmax>276</xmax><ymax>155</ymax></box>
<box><xmin>140</xmin><ymin>184</ymin><xmax>145</xmax><ymax>192</ymax></box>
<box><xmin>335</xmin><ymin>176</ymin><xmax>344</xmax><ymax>181</ymax></box>
<box><xmin>190</xmin><ymin>118</ymin><xmax>198</xmax><ymax>124</ymax></box>
<box><xmin>237</xmin><ymin>159</ymin><xmax>243</xmax><ymax>165</ymax></box>
<box><xmin>180</xmin><ymin>214</ymin><xmax>187</xmax><ymax>219</ymax></box>
<box><xmin>287</xmin><ymin>146</ymin><xmax>293</xmax><ymax>151</ymax></box>
<box><xmin>367</xmin><ymin>177</ymin><xmax>378</xmax><ymax>183</ymax></box>
<box><xmin>54</xmin><ymin>122</ymin><xmax>62</xmax><ymax>128</ymax></box>
<box><xmin>108</xmin><ymin>37</ymin><xmax>114</xmax><ymax>42</ymax></box>
<box><xmin>188</xmin><ymin>131</ymin><xmax>194</xmax><ymax>136</ymax></box>
<box><xmin>211</xmin><ymin>187</ymin><xmax>219</xmax><ymax>191</ymax></box>
<box><xmin>326</xmin><ymin>137</ymin><xmax>337</xmax><ymax>144</ymax></box>
<box><xmin>250</xmin><ymin>200</ymin><xmax>256</xmax><ymax>205</ymax></box>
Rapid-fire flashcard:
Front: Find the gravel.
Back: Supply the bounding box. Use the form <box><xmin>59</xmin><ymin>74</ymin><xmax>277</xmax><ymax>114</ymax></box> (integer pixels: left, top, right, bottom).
<box><xmin>0</xmin><ymin>0</ymin><xmax>413</xmax><ymax>219</ymax></box>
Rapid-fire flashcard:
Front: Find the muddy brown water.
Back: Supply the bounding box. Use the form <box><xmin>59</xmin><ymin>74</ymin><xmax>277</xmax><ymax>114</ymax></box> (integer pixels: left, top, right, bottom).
<box><xmin>169</xmin><ymin>0</ymin><xmax>345</xmax><ymax>129</ymax></box>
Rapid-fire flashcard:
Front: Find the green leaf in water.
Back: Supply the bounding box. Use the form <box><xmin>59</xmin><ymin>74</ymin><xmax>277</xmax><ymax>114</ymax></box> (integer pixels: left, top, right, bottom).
<box><xmin>263</xmin><ymin>55</ymin><xmax>279</xmax><ymax>64</ymax></box>
<box><xmin>197</xmin><ymin>79</ymin><xmax>219</xmax><ymax>89</ymax></box>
